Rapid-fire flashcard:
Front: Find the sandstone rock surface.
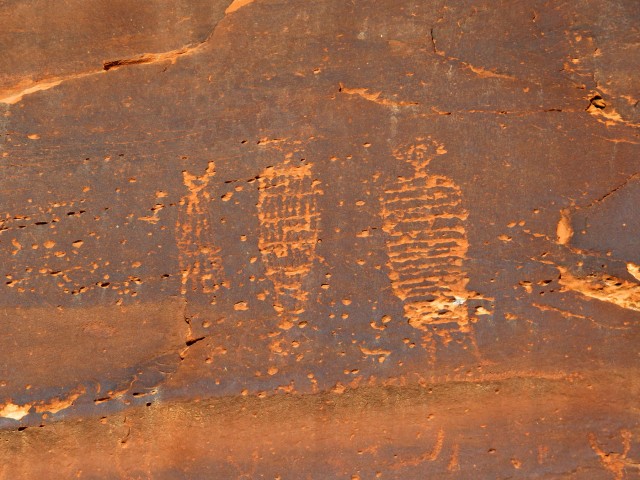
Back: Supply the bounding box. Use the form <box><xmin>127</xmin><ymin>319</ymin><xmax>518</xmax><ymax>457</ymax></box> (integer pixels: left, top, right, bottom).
<box><xmin>1</xmin><ymin>0</ymin><xmax>639</xmax><ymax>478</ymax></box>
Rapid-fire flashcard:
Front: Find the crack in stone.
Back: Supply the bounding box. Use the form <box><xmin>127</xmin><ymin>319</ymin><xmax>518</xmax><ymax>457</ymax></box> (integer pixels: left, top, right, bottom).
<box><xmin>0</xmin><ymin>0</ymin><xmax>241</xmax><ymax>105</ymax></box>
<box><xmin>581</xmin><ymin>172</ymin><xmax>640</xmax><ymax>210</ymax></box>
<box><xmin>429</xmin><ymin>25</ymin><xmax>518</xmax><ymax>81</ymax></box>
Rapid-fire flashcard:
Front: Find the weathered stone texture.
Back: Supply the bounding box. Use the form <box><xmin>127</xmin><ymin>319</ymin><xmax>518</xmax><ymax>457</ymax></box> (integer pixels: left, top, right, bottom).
<box><xmin>0</xmin><ymin>0</ymin><xmax>639</xmax><ymax>478</ymax></box>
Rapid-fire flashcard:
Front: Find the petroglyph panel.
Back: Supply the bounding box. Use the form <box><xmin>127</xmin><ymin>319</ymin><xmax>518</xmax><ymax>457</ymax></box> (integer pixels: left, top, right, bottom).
<box><xmin>1</xmin><ymin>0</ymin><xmax>640</xmax><ymax>477</ymax></box>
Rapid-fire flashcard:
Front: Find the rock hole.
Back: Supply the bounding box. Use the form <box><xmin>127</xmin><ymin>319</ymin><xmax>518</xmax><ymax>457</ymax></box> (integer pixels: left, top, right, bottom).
<box><xmin>588</xmin><ymin>95</ymin><xmax>606</xmax><ymax>109</ymax></box>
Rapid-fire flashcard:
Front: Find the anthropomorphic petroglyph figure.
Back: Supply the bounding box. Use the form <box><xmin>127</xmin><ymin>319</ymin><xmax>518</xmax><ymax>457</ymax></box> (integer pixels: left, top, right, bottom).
<box><xmin>380</xmin><ymin>140</ymin><xmax>490</xmax><ymax>359</ymax></box>
<box><xmin>176</xmin><ymin>161</ymin><xmax>224</xmax><ymax>300</ymax></box>
<box><xmin>257</xmin><ymin>153</ymin><xmax>322</xmax><ymax>330</ymax></box>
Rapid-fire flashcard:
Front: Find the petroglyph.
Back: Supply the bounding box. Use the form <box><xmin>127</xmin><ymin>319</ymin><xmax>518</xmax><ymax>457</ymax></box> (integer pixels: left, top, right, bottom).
<box><xmin>381</xmin><ymin>142</ymin><xmax>469</xmax><ymax>328</ymax></box>
<box><xmin>257</xmin><ymin>153</ymin><xmax>322</xmax><ymax>330</ymax></box>
<box><xmin>176</xmin><ymin>161</ymin><xmax>224</xmax><ymax>300</ymax></box>
<box><xmin>589</xmin><ymin>429</ymin><xmax>640</xmax><ymax>479</ymax></box>
<box><xmin>380</xmin><ymin>141</ymin><xmax>487</xmax><ymax>341</ymax></box>
<box><xmin>448</xmin><ymin>443</ymin><xmax>460</xmax><ymax>471</ymax></box>
<box><xmin>390</xmin><ymin>428</ymin><xmax>458</xmax><ymax>470</ymax></box>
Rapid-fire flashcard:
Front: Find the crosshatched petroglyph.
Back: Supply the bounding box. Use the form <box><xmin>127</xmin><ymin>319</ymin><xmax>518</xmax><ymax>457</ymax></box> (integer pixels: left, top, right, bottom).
<box><xmin>257</xmin><ymin>152</ymin><xmax>323</xmax><ymax>330</ymax></box>
<box><xmin>380</xmin><ymin>140</ymin><xmax>490</xmax><ymax>357</ymax></box>
<box><xmin>176</xmin><ymin>161</ymin><xmax>224</xmax><ymax>301</ymax></box>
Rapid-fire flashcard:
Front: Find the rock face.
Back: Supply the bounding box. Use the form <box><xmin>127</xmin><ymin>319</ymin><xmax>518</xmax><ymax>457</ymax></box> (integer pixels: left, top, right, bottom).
<box><xmin>0</xmin><ymin>0</ymin><xmax>639</xmax><ymax>477</ymax></box>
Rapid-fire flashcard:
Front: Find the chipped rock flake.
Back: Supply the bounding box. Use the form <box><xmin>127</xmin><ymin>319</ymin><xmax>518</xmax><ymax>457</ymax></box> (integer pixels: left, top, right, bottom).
<box><xmin>0</xmin><ymin>402</ymin><xmax>31</xmax><ymax>421</ymax></box>
<box><xmin>339</xmin><ymin>84</ymin><xmax>419</xmax><ymax>109</ymax></box>
<box><xmin>0</xmin><ymin>387</ymin><xmax>84</xmax><ymax>421</ymax></box>
<box><xmin>225</xmin><ymin>0</ymin><xmax>256</xmax><ymax>14</ymax></box>
<box><xmin>558</xmin><ymin>267</ymin><xmax>640</xmax><ymax>312</ymax></box>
